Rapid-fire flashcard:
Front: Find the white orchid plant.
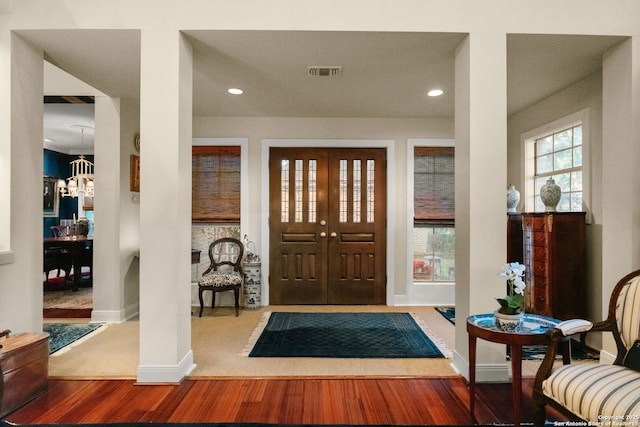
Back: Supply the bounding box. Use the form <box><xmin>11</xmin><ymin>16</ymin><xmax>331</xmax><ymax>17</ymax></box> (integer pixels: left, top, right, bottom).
<box><xmin>496</xmin><ymin>262</ymin><xmax>527</xmax><ymax>315</ymax></box>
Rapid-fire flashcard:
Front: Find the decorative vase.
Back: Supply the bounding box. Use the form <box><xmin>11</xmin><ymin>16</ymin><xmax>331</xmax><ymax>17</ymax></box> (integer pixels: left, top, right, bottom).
<box><xmin>494</xmin><ymin>310</ymin><xmax>523</xmax><ymax>332</ymax></box>
<box><xmin>506</xmin><ymin>184</ymin><xmax>520</xmax><ymax>214</ymax></box>
<box><xmin>540</xmin><ymin>178</ymin><xmax>561</xmax><ymax>212</ymax></box>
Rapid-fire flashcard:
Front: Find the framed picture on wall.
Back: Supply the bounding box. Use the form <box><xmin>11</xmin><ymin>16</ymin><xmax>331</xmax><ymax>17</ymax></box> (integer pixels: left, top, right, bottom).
<box><xmin>43</xmin><ymin>176</ymin><xmax>59</xmax><ymax>217</ymax></box>
<box><xmin>130</xmin><ymin>154</ymin><xmax>140</xmax><ymax>192</ymax></box>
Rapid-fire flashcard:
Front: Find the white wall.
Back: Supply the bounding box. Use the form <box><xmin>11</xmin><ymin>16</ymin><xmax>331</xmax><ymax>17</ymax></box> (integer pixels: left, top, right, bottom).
<box><xmin>508</xmin><ymin>73</ymin><xmax>604</xmax><ymax>328</ymax></box>
<box><xmin>193</xmin><ymin>116</ymin><xmax>454</xmax><ymax>303</ymax></box>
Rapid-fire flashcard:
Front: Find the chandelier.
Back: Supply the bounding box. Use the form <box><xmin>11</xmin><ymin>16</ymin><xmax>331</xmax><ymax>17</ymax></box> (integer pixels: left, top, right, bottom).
<box><xmin>58</xmin><ymin>127</ymin><xmax>94</xmax><ymax>198</ymax></box>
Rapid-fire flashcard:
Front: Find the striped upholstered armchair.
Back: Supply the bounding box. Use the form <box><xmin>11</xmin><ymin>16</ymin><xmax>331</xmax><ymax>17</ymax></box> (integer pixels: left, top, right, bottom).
<box><xmin>533</xmin><ymin>269</ymin><xmax>640</xmax><ymax>426</ymax></box>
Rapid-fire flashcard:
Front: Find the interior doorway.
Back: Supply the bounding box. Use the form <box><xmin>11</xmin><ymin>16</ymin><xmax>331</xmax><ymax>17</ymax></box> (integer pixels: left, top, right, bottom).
<box><xmin>269</xmin><ymin>147</ymin><xmax>387</xmax><ymax>305</ymax></box>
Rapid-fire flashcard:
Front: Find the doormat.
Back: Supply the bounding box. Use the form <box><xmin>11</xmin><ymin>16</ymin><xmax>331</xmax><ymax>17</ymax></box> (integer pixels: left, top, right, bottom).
<box><xmin>246</xmin><ymin>312</ymin><xmax>448</xmax><ymax>358</ymax></box>
<box><xmin>43</xmin><ymin>322</ymin><xmax>105</xmax><ymax>355</ymax></box>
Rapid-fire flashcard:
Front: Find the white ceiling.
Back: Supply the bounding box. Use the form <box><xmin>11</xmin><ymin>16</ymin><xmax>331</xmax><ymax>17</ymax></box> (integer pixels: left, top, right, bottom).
<box><xmin>16</xmin><ymin>30</ymin><xmax>625</xmax><ymax>153</ymax></box>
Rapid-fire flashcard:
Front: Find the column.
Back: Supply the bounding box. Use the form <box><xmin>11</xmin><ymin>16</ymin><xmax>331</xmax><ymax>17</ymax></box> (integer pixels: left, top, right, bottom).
<box><xmin>137</xmin><ymin>30</ymin><xmax>194</xmax><ymax>383</ymax></box>
<box><xmin>0</xmin><ymin>34</ymin><xmax>44</xmax><ymax>332</ymax></box>
<box><xmin>601</xmin><ymin>37</ymin><xmax>640</xmax><ymax>355</ymax></box>
<box><xmin>453</xmin><ymin>33</ymin><xmax>509</xmax><ymax>381</ymax></box>
<box><xmin>92</xmin><ymin>96</ymin><xmax>124</xmax><ymax>322</ymax></box>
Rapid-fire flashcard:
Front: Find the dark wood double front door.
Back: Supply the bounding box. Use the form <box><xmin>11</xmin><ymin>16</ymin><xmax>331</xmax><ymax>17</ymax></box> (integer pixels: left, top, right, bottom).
<box><xmin>269</xmin><ymin>147</ymin><xmax>387</xmax><ymax>305</ymax></box>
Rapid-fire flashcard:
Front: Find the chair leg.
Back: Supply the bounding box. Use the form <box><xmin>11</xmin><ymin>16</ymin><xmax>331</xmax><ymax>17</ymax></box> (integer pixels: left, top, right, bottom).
<box><xmin>211</xmin><ymin>292</ymin><xmax>216</xmax><ymax>309</ymax></box>
<box><xmin>234</xmin><ymin>287</ymin><xmax>240</xmax><ymax>316</ymax></box>
<box><xmin>533</xmin><ymin>402</ymin><xmax>546</xmax><ymax>427</ymax></box>
<box><xmin>198</xmin><ymin>288</ymin><xmax>205</xmax><ymax>317</ymax></box>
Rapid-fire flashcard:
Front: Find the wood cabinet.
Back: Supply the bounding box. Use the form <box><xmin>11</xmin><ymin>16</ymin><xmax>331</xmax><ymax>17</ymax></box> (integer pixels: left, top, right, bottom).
<box><xmin>521</xmin><ymin>212</ymin><xmax>586</xmax><ymax>320</ymax></box>
<box><xmin>0</xmin><ymin>332</ymin><xmax>49</xmax><ymax>418</ymax></box>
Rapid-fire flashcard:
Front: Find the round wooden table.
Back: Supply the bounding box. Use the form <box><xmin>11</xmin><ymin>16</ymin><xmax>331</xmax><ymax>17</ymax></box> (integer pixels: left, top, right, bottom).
<box><xmin>467</xmin><ymin>313</ymin><xmax>569</xmax><ymax>427</ymax></box>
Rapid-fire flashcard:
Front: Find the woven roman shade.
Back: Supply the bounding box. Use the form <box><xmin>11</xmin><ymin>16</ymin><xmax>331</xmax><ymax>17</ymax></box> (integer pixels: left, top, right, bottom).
<box><xmin>414</xmin><ymin>147</ymin><xmax>455</xmax><ymax>224</ymax></box>
<box><xmin>192</xmin><ymin>146</ymin><xmax>240</xmax><ymax>223</ymax></box>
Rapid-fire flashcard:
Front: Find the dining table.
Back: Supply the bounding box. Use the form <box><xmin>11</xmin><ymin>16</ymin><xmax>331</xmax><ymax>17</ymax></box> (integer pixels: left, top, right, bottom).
<box><xmin>43</xmin><ymin>235</ymin><xmax>92</xmax><ymax>291</ymax></box>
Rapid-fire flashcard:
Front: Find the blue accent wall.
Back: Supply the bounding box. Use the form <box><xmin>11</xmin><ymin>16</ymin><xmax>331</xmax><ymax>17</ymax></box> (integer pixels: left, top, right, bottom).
<box><xmin>43</xmin><ymin>149</ymin><xmax>94</xmax><ymax>237</ymax></box>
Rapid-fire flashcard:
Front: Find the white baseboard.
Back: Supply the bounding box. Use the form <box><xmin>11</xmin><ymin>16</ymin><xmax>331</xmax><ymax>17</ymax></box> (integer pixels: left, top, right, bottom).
<box><xmin>91</xmin><ymin>309</ymin><xmax>126</xmax><ymax>323</ymax></box>
<box><xmin>136</xmin><ymin>350</ymin><xmax>196</xmax><ymax>384</ymax></box>
<box><xmin>124</xmin><ymin>302</ymin><xmax>139</xmax><ymax>320</ymax></box>
<box><xmin>600</xmin><ymin>349</ymin><xmax>616</xmax><ymax>365</ymax></box>
<box><xmin>451</xmin><ymin>350</ymin><xmax>510</xmax><ymax>383</ymax></box>
<box><xmin>0</xmin><ymin>250</ymin><xmax>14</xmax><ymax>265</ymax></box>
<box><xmin>392</xmin><ymin>283</ymin><xmax>455</xmax><ymax>306</ymax></box>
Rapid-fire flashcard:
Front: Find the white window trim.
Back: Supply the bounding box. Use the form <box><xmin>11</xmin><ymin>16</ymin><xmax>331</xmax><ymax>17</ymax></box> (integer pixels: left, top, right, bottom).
<box><xmin>521</xmin><ymin>109</ymin><xmax>590</xmax><ymax>219</ymax></box>
<box><xmin>406</xmin><ymin>138</ymin><xmax>455</xmax><ymax>306</ymax></box>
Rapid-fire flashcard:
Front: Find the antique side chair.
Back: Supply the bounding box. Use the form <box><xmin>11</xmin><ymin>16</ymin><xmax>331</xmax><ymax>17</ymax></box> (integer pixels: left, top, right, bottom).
<box><xmin>533</xmin><ymin>269</ymin><xmax>640</xmax><ymax>426</ymax></box>
<box><xmin>198</xmin><ymin>237</ymin><xmax>244</xmax><ymax>317</ymax></box>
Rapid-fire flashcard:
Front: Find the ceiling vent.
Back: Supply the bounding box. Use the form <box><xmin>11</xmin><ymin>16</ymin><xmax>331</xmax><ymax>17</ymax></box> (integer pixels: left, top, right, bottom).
<box><xmin>307</xmin><ymin>66</ymin><xmax>343</xmax><ymax>77</ymax></box>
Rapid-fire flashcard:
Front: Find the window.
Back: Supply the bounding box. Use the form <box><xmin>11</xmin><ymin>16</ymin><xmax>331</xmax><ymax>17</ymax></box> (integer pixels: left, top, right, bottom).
<box><xmin>192</xmin><ymin>146</ymin><xmax>240</xmax><ymax>223</ymax></box>
<box><xmin>413</xmin><ymin>146</ymin><xmax>455</xmax><ymax>282</ymax></box>
<box><xmin>533</xmin><ymin>125</ymin><xmax>582</xmax><ymax>212</ymax></box>
<box><xmin>524</xmin><ymin>110</ymin><xmax>589</xmax><ymax>214</ymax></box>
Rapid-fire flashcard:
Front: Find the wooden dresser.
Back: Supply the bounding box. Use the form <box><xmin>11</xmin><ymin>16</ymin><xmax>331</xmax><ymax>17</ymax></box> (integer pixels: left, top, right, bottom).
<box><xmin>521</xmin><ymin>212</ymin><xmax>587</xmax><ymax>320</ymax></box>
<box><xmin>0</xmin><ymin>332</ymin><xmax>49</xmax><ymax>418</ymax></box>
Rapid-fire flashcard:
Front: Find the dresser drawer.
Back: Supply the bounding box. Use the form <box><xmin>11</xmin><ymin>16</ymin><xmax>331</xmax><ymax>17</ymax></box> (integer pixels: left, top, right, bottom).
<box><xmin>1</xmin><ymin>339</ymin><xmax>47</xmax><ymax>374</ymax></box>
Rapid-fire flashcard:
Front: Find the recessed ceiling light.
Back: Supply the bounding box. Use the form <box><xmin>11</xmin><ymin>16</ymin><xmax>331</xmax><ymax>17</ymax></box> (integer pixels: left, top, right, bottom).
<box><xmin>228</xmin><ymin>88</ymin><xmax>243</xmax><ymax>95</ymax></box>
<box><xmin>427</xmin><ymin>89</ymin><xmax>444</xmax><ymax>97</ymax></box>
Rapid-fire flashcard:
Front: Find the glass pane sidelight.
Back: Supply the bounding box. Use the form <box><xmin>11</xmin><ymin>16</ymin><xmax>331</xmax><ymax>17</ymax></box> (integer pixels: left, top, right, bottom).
<box><xmin>281</xmin><ymin>159</ymin><xmax>318</xmax><ymax>223</ymax></box>
<box><xmin>280</xmin><ymin>160</ymin><xmax>289</xmax><ymax>222</ymax></box>
<box><xmin>339</xmin><ymin>160</ymin><xmax>348</xmax><ymax>222</ymax></box>
<box><xmin>367</xmin><ymin>159</ymin><xmax>375</xmax><ymax>222</ymax></box>
<box><xmin>281</xmin><ymin>157</ymin><xmax>374</xmax><ymax>224</ymax></box>
<box><xmin>353</xmin><ymin>160</ymin><xmax>361</xmax><ymax>223</ymax></box>
<box><xmin>413</xmin><ymin>225</ymin><xmax>455</xmax><ymax>282</ymax></box>
<box><xmin>294</xmin><ymin>159</ymin><xmax>303</xmax><ymax>222</ymax></box>
<box><xmin>308</xmin><ymin>160</ymin><xmax>317</xmax><ymax>223</ymax></box>
<box><xmin>339</xmin><ymin>159</ymin><xmax>375</xmax><ymax>223</ymax></box>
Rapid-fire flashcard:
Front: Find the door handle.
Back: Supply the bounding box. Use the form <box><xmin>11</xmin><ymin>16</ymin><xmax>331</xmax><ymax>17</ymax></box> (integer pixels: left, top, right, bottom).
<box><xmin>330</xmin><ymin>232</ymin><xmax>337</xmax><ymax>238</ymax></box>
<box><xmin>320</xmin><ymin>231</ymin><xmax>327</xmax><ymax>238</ymax></box>
<box><xmin>320</xmin><ymin>219</ymin><xmax>327</xmax><ymax>226</ymax></box>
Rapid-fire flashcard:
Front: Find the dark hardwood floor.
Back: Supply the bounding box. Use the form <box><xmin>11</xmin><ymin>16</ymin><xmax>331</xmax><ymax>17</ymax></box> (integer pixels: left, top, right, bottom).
<box><xmin>4</xmin><ymin>377</ymin><xmax>568</xmax><ymax>425</ymax></box>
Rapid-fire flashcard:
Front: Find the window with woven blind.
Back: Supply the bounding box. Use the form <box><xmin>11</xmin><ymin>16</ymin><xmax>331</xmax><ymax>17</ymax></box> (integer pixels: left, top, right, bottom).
<box><xmin>414</xmin><ymin>147</ymin><xmax>455</xmax><ymax>225</ymax></box>
<box><xmin>192</xmin><ymin>146</ymin><xmax>240</xmax><ymax>223</ymax></box>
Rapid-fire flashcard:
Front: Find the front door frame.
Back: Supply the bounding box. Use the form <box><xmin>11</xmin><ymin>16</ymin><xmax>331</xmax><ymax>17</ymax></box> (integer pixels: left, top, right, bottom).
<box><xmin>261</xmin><ymin>139</ymin><xmax>395</xmax><ymax>306</ymax></box>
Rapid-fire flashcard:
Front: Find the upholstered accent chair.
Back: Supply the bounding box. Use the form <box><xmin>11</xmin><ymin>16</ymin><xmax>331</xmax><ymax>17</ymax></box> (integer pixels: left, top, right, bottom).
<box><xmin>198</xmin><ymin>237</ymin><xmax>244</xmax><ymax>317</ymax></box>
<box><xmin>533</xmin><ymin>269</ymin><xmax>640</xmax><ymax>426</ymax></box>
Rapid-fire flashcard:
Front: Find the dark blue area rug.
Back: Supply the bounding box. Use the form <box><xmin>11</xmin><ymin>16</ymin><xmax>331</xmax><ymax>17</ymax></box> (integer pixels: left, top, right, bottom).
<box><xmin>43</xmin><ymin>322</ymin><xmax>103</xmax><ymax>354</ymax></box>
<box><xmin>248</xmin><ymin>312</ymin><xmax>445</xmax><ymax>358</ymax></box>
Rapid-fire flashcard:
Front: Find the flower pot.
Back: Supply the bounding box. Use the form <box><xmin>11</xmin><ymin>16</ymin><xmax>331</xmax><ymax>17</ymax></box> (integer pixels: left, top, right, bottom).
<box><xmin>494</xmin><ymin>310</ymin><xmax>523</xmax><ymax>332</ymax></box>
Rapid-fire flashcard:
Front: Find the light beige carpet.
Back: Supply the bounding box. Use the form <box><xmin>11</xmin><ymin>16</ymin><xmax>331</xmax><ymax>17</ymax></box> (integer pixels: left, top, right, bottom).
<box><xmin>47</xmin><ymin>305</ymin><xmax>461</xmax><ymax>379</ymax></box>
